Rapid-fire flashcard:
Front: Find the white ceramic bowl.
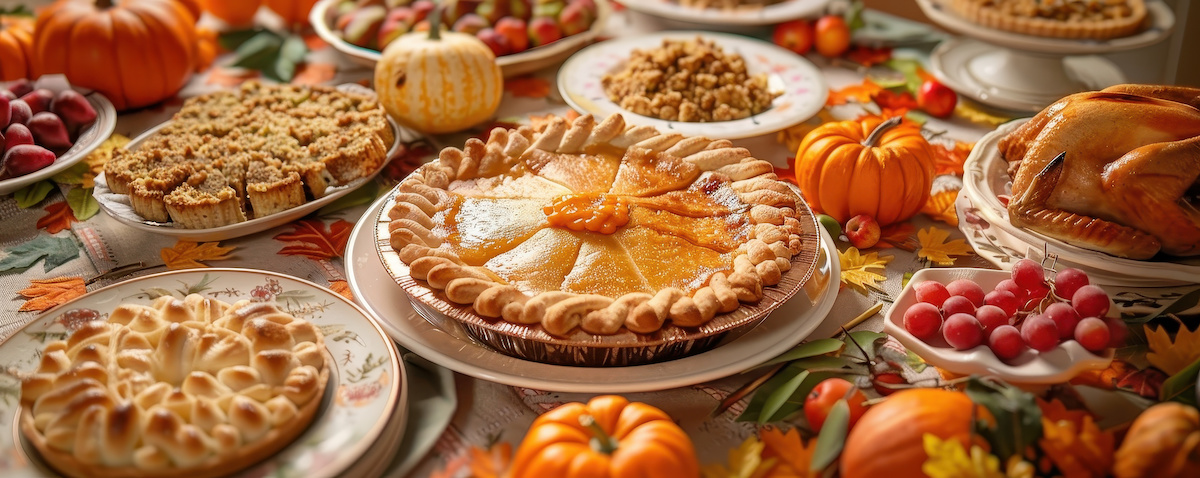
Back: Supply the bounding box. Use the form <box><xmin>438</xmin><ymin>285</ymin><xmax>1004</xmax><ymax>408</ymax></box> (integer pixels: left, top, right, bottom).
<box><xmin>0</xmin><ymin>84</ymin><xmax>117</xmax><ymax>195</ymax></box>
<box><xmin>883</xmin><ymin>267</ymin><xmax>1114</xmax><ymax>384</ymax></box>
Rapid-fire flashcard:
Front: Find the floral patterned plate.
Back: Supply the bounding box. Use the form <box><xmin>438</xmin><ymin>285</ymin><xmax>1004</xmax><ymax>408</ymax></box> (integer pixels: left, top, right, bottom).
<box><xmin>0</xmin><ymin>269</ymin><xmax>403</xmax><ymax>478</ymax></box>
<box><xmin>557</xmin><ymin>31</ymin><xmax>828</xmax><ymax>140</ymax></box>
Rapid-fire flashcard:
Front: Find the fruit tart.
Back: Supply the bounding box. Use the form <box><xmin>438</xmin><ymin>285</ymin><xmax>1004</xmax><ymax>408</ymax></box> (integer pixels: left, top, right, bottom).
<box><xmin>385</xmin><ymin>113</ymin><xmax>812</xmax><ymax>343</ymax></box>
<box><xmin>20</xmin><ymin>294</ymin><xmax>329</xmax><ymax>478</ymax></box>
<box><xmin>942</xmin><ymin>0</ymin><xmax>1148</xmax><ymax>40</ymax></box>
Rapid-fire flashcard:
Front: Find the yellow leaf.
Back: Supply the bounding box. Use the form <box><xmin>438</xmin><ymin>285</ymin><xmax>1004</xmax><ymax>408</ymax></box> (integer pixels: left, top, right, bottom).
<box><xmin>161</xmin><ymin>241</ymin><xmax>235</xmax><ymax>270</ymax></box>
<box><xmin>759</xmin><ymin>427</ymin><xmax>818</xmax><ymax>478</ymax></box>
<box><xmin>83</xmin><ymin>134</ymin><xmax>131</xmax><ymax>188</ymax></box>
<box><xmin>1145</xmin><ymin>322</ymin><xmax>1200</xmax><ymax>375</ymax></box>
<box><xmin>955</xmin><ymin>101</ymin><xmax>1014</xmax><ymax>127</ymax></box>
<box><xmin>921</xmin><ymin>433</ymin><xmax>1005</xmax><ymax>478</ymax></box>
<box><xmin>923</xmin><ymin>189</ymin><xmax>960</xmax><ymax>226</ymax></box>
<box><xmin>703</xmin><ymin>435</ymin><xmax>775</xmax><ymax>478</ymax></box>
<box><xmin>839</xmin><ymin>247</ymin><xmax>893</xmax><ymax>294</ymax></box>
<box><xmin>917</xmin><ymin>227</ymin><xmax>974</xmax><ymax>266</ymax></box>
<box><xmin>1038</xmin><ymin>408</ymin><xmax>1114</xmax><ymax>478</ymax></box>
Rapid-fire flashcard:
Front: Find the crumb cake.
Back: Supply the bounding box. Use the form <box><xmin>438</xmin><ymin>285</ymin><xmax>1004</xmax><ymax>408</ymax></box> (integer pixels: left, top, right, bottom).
<box><xmin>106</xmin><ymin>82</ymin><xmax>393</xmax><ymax>228</ymax></box>
<box><xmin>944</xmin><ymin>0</ymin><xmax>1147</xmax><ymax>40</ymax></box>
<box><xmin>387</xmin><ymin>114</ymin><xmax>807</xmax><ymax>337</ymax></box>
<box><xmin>20</xmin><ymin>294</ymin><xmax>329</xmax><ymax>478</ymax></box>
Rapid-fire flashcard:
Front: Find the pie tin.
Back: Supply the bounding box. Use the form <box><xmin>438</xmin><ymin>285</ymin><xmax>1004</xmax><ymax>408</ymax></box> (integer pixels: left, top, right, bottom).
<box><xmin>374</xmin><ymin>181</ymin><xmax>823</xmax><ymax>367</ymax></box>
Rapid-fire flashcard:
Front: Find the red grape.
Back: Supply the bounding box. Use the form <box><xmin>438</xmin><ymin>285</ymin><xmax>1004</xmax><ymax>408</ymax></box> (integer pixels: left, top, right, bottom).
<box><xmin>1074</xmin><ymin>317</ymin><xmax>1111</xmax><ymax>353</ymax></box>
<box><xmin>946</xmin><ymin>279</ymin><xmax>985</xmax><ymax>306</ymax></box>
<box><xmin>1026</xmin><ymin>282</ymin><xmax>1051</xmax><ymax>308</ymax></box>
<box><xmin>989</xmin><ymin>325</ymin><xmax>1026</xmax><ymax>361</ymax></box>
<box><xmin>942</xmin><ymin>295</ymin><xmax>977</xmax><ymax>317</ymax></box>
<box><xmin>1043</xmin><ymin>302</ymin><xmax>1082</xmax><ymax>340</ymax></box>
<box><xmin>943</xmin><ymin>313</ymin><xmax>984</xmax><ymax>350</ymax></box>
<box><xmin>914</xmin><ymin>280</ymin><xmax>951</xmax><ymax>308</ymax></box>
<box><xmin>975</xmin><ymin>305</ymin><xmax>1010</xmax><ymax>337</ymax></box>
<box><xmin>1021</xmin><ymin>315</ymin><xmax>1059</xmax><ymax>352</ymax></box>
<box><xmin>1053</xmin><ymin>267</ymin><xmax>1090</xmax><ymax>300</ymax></box>
<box><xmin>1071</xmin><ymin>285</ymin><xmax>1111</xmax><ymax>318</ymax></box>
<box><xmin>904</xmin><ymin>302</ymin><xmax>943</xmax><ymax>341</ymax></box>
<box><xmin>984</xmin><ymin>290</ymin><xmax>1019</xmax><ymax>317</ymax></box>
<box><xmin>1105</xmin><ymin>316</ymin><xmax>1129</xmax><ymax>348</ymax></box>
<box><xmin>995</xmin><ymin>279</ymin><xmax>1024</xmax><ymax>300</ymax></box>
<box><xmin>1011</xmin><ymin>258</ymin><xmax>1045</xmax><ymax>289</ymax></box>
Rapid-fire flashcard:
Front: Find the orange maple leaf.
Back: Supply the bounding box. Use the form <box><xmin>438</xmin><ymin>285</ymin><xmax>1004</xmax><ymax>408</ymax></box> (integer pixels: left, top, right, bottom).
<box><xmin>876</xmin><ymin>222</ymin><xmax>917</xmax><ymax>251</ymax></box>
<box><xmin>759</xmin><ymin>426</ymin><xmax>818</xmax><ymax>477</ymax></box>
<box><xmin>922</xmin><ymin>190</ymin><xmax>960</xmax><ymax>226</ymax></box>
<box><xmin>1037</xmin><ymin>398</ymin><xmax>1114</xmax><ymax>478</ymax></box>
<box><xmin>872</xmin><ymin>89</ymin><xmax>918</xmax><ymax>111</ymax></box>
<box><xmin>19</xmin><ymin>277</ymin><xmax>86</xmax><ymax>312</ymax></box>
<box><xmin>206</xmin><ymin>66</ymin><xmax>259</xmax><ymax>87</ymax></box>
<box><xmin>328</xmin><ymin>279</ymin><xmax>355</xmax><ymax>302</ymax></box>
<box><xmin>845</xmin><ymin>46</ymin><xmax>893</xmax><ymax>67</ymax></box>
<box><xmin>37</xmin><ymin>202</ymin><xmax>77</xmax><ymax>234</ymax></box>
<box><xmin>161</xmin><ymin>241</ymin><xmax>236</xmax><ymax>270</ymax></box>
<box><xmin>292</xmin><ymin>62</ymin><xmax>337</xmax><ymax>86</ymax></box>
<box><xmin>506</xmin><ymin>76</ymin><xmax>551</xmax><ymax>99</ymax></box>
<box><xmin>827</xmin><ymin>79</ymin><xmax>883</xmax><ymax>106</ymax></box>
<box><xmin>302</xmin><ymin>32</ymin><xmax>328</xmax><ymax>51</ymax></box>
<box><xmin>467</xmin><ymin>442</ymin><xmax>512</xmax><ymax>478</ymax></box>
<box><xmin>274</xmin><ymin>219</ymin><xmax>354</xmax><ymax>260</ymax></box>
<box><xmin>930</xmin><ymin>140</ymin><xmax>974</xmax><ymax>177</ymax></box>
<box><xmin>1067</xmin><ymin>358</ymin><xmax>1166</xmax><ymax>398</ymax></box>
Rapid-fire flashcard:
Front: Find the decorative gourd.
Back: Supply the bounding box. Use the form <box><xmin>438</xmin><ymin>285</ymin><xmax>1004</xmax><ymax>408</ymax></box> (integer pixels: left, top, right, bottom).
<box><xmin>840</xmin><ymin>388</ymin><xmax>986</xmax><ymax>478</ymax></box>
<box><xmin>0</xmin><ymin>14</ymin><xmax>34</xmax><ymax>81</ymax></box>
<box><xmin>32</xmin><ymin>0</ymin><xmax>199</xmax><ymax>111</ymax></box>
<box><xmin>1114</xmin><ymin>402</ymin><xmax>1200</xmax><ymax>478</ymax></box>
<box><xmin>509</xmin><ymin>395</ymin><xmax>700</xmax><ymax>478</ymax></box>
<box><xmin>794</xmin><ymin>116</ymin><xmax>936</xmax><ymax>226</ymax></box>
<box><xmin>199</xmin><ymin>0</ymin><xmax>261</xmax><ymax>26</ymax></box>
<box><xmin>374</xmin><ymin>7</ymin><xmax>502</xmax><ymax>135</ymax></box>
<box><xmin>263</xmin><ymin>0</ymin><xmax>319</xmax><ymax>28</ymax></box>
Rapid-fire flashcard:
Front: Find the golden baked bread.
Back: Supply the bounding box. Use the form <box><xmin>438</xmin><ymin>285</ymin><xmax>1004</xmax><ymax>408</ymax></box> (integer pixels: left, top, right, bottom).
<box><xmin>388</xmin><ymin>114</ymin><xmax>806</xmax><ymax>337</ymax></box>
<box><xmin>999</xmin><ymin>84</ymin><xmax>1200</xmax><ymax>259</ymax></box>
<box><xmin>944</xmin><ymin>0</ymin><xmax>1147</xmax><ymax>40</ymax></box>
<box><xmin>20</xmin><ymin>294</ymin><xmax>330</xmax><ymax>478</ymax></box>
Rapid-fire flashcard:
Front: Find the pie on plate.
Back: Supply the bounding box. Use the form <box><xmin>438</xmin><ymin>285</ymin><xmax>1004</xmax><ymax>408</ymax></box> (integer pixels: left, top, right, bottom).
<box><xmin>19</xmin><ymin>295</ymin><xmax>330</xmax><ymax>478</ymax></box>
<box><xmin>943</xmin><ymin>0</ymin><xmax>1147</xmax><ymax>40</ymax></box>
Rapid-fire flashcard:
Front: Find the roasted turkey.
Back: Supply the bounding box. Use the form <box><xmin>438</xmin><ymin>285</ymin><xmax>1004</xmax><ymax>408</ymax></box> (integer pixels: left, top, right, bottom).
<box><xmin>998</xmin><ymin>84</ymin><xmax>1200</xmax><ymax>259</ymax></box>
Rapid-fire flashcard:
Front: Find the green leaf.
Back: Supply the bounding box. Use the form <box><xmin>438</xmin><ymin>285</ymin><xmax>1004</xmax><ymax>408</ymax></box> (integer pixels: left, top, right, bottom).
<box><xmin>810</xmin><ymin>399</ymin><xmax>850</xmax><ymax>472</ymax></box>
<box><xmin>1135</xmin><ymin>287</ymin><xmax>1200</xmax><ymax>325</ymax></box>
<box><xmin>845</xmin><ymin>0</ymin><xmax>866</xmax><ymax>32</ymax></box>
<box><xmin>219</xmin><ymin>28</ymin><xmax>268</xmax><ymax>51</ymax></box>
<box><xmin>280</xmin><ymin>34</ymin><xmax>308</xmax><ymax>64</ymax></box>
<box><xmin>1161</xmin><ymin>356</ymin><xmax>1200</xmax><ymax>406</ymax></box>
<box><xmin>883</xmin><ymin>58</ymin><xmax>924</xmax><ymax>95</ymax></box>
<box><xmin>66</xmin><ymin>187</ymin><xmax>99</xmax><ymax>221</ymax></box>
<box><xmin>760</xmin><ymin>369</ymin><xmax>810</xmax><ymax>424</ymax></box>
<box><xmin>841</xmin><ymin>331</ymin><xmax>886</xmax><ymax>363</ymax></box>
<box><xmin>0</xmin><ymin>234</ymin><xmax>79</xmax><ymax>273</ymax></box>
<box><xmin>905</xmin><ymin>349</ymin><xmax>928</xmax><ymax>373</ymax></box>
<box><xmin>232</xmin><ymin>31</ymin><xmax>284</xmax><ymax>72</ymax></box>
<box><xmin>15</xmin><ymin>181</ymin><xmax>54</xmax><ymax>208</ymax></box>
<box><xmin>319</xmin><ymin>181</ymin><xmax>381</xmax><ymax>215</ymax></box>
<box><xmin>964</xmin><ymin>377</ymin><xmax>1042</xmax><ymax>461</ymax></box>
<box><xmin>50</xmin><ymin>161</ymin><xmax>90</xmax><ymax>185</ymax></box>
<box><xmin>757</xmin><ymin>338</ymin><xmax>846</xmax><ymax>368</ymax></box>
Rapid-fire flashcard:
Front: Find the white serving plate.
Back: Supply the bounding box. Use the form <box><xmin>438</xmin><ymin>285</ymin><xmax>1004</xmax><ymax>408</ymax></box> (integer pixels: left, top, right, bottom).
<box><xmin>618</xmin><ymin>0</ymin><xmax>829</xmax><ymax>27</ymax></box>
<box><xmin>311</xmin><ymin>0</ymin><xmax>611</xmax><ymax>78</ymax></box>
<box><xmin>0</xmin><ymin>86</ymin><xmax>117</xmax><ymax>195</ymax></box>
<box><xmin>0</xmin><ymin>269</ymin><xmax>404</xmax><ymax>478</ymax></box>
<box><xmin>345</xmin><ymin>193</ymin><xmax>840</xmax><ymax>393</ymax></box>
<box><xmin>883</xmin><ymin>267</ymin><xmax>1114</xmax><ymax>384</ymax></box>
<box><xmin>557</xmin><ymin>31</ymin><xmax>828</xmax><ymax>140</ymax></box>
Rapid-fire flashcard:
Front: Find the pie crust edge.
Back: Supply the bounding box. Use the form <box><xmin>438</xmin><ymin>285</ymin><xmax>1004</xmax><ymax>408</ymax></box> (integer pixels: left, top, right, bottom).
<box><xmin>945</xmin><ymin>0</ymin><xmax>1148</xmax><ymax>40</ymax></box>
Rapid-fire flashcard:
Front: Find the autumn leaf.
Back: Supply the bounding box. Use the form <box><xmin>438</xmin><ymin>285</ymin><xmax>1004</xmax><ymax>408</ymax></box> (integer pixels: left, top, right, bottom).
<box><xmin>759</xmin><ymin>427</ymin><xmax>818</xmax><ymax>477</ymax></box>
<box><xmin>161</xmin><ymin>241</ymin><xmax>236</xmax><ymax>270</ymax></box>
<box><xmin>1145</xmin><ymin>322</ymin><xmax>1200</xmax><ymax>375</ymax></box>
<box><xmin>274</xmin><ymin>219</ymin><xmax>353</xmax><ymax>260</ymax></box>
<box><xmin>381</xmin><ymin>140</ymin><xmax>437</xmax><ymax>183</ymax></box>
<box><xmin>82</xmin><ymin>134</ymin><xmax>132</xmax><ymax>188</ymax></box>
<box><xmin>291</xmin><ymin>62</ymin><xmax>337</xmax><ymax>86</ymax></box>
<box><xmin>876</xmin><ymin>222</ymin><xmax>916</xmax><ymax>251</ymax></box>
<box><xmin>845</xmin><ymin>46</ymin><xmax>893</xmax><ymax>67</ymax></box>
<box><xmin>930</xmin><ymin>140</ymin><xmax>974</xmax><ymax>177</ymax></box>
<box><xmin>0</xmin><ymin>234</ymin><xmax>79</xmax><ymax>273</ymax></box>
<box><xmin>328</xmin><ymin>279</ymin><xmax>355</xmax><ymax>302</ymax></box>
<box><xmin>921</xmin><ymin>434</ymin><xmax>1004</xmax><ymax>478</ymax></box>
<box><xmin>467</xmin><ymin>442</ymin><xmax>512</xmax><ymax>478</ymax></box>
<box><xmin>206</xmin><ymin>66</ymin><xmax>260</xmax><ymax>87</ymax></box>
<box><xmin>773</xmin><ymin>159</ymin><xmax>798</xmax><ymax>186</ymax></box>
<box><xmin>871</xmin><ymin>89</ymin><xmax>918</xmax><ymax>112</ymax></box>
<box><xmin>839</xmin><ymin>247</ymin><xmax>892</xmax><ymax>294</ymax></box>
<box><xmin>702</xmin><ymin>435</ymin><xmax>774</xmax><ymax>478</ymax></box>
<box><xmin>955</xmin><ymin>101</ymin><xmax>1014</xmax><ymax>127</ymax></box>
<box><xmin>37</xmin><ymin>201</ymin><xmax>77</xmax><ymax>234</ymax></box>
<box><xmin>506</xmin><ymin>76</ymin><xmax>552</xmax><ymax>98</ymax></box>
<box><xmin>1037</xmin><ymin>400</ymin><xmax>1114</xmax><ymax>478</ymax></box>
<box><xmin>19</xmin><ymin>276</ymin><xmax>86</xmax><ymax>312</ymax></box>
<box><xmin>302</xmin><ymin>31</ymin><xmax>328</xmax><ymax>50</ymax></box>
<box><xmin>827</xmin><ymin>79</ymin><xmax>883</xmax><ymax>106</ymax></box>
<box><xmin>922</xmin><ymin>189</ymin><xmax>960</xmax><ymax>226</ymax></box>
<box><xmin>916</xmin><ymin>227</ymin><xmax>973</xmax><ymax>266</ymax></box>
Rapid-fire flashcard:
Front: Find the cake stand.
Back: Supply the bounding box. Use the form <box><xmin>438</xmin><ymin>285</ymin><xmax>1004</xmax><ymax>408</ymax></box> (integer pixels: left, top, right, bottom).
<box><xmin>916</xmin><ymin>0</ymin><xmax>1175</xmax><ymax>113</ymax></box>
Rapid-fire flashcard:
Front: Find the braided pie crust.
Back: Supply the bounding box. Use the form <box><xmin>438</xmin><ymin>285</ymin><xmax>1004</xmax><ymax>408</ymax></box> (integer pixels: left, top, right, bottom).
<box><xmin>387</xmin><ymin>114</ymin><xmax>806</xmax><ymax>337</ymax></box>
<box><xmin>20</xmin><ymin>295</ymin><xmax>329</xmax><ymax>478</ymax></box>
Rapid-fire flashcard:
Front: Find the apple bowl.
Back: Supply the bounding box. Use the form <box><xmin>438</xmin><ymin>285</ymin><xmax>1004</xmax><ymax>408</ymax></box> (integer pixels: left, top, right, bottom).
<box><xmin>883</xmin><ymin>267</ymin><xmax>1115</xmax><ymax>384</ymax></box>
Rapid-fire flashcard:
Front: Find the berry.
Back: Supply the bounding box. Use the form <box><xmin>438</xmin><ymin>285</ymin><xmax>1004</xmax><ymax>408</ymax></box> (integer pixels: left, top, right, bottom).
<box><xmin>943</xmin><ymin>313</ymin><xmax>984</xmax><ymax>350</ymax></box>
<box><xmin>975</xmin><ymin>305</ymin><xmax>1010</xmax><ymax>337</ymax></box>
<box><xmin>1052</xmin><ymin>267</ymin><xmax>1090</xmax><ymax>300</ymax></box>
<box><xmin>1074</xmin><ymin>317</ymin><xmax>1110</xmax><ymax>353</ymax></box>
<box><xmin>989</xmin><ymin>325</ymin><xmax>1026</xmax><ymax>361</ymax></box>
<box><xmin>941</xmin><ymin>295</ymin><xmax>977</xmax><ymax>317</ymax></box>
<box><xmin>995</xmin><ymin>279</ymin><xmax>1027</xmax><ymax>306</ymax></box>
<box><xmin>1011</xmin><ymin>258</ymin><xmax>1045</xmax><ymax>290</ymax></box>
<box><xmin>984</xmin><ymin>290</ymin><xmax>1019</xmax><ymax>317</ymax></box>
<box><xmin>946</xmin><ymin>278</ymin><xmax>985</xmax><ymax>306</ymax></box>
<box><xmin>904</xmin><ymin>302</ymin><xmax>943</xmax><ymax>341</ymax></box>
<box><xmin>1026</xmin><ymin>282</ymin><xmax>1051</xmax><ymax>307</ymax></box>
<box><xmin>1021</xmin><ymin>315</ymin><xmax>1059</xmax><ymax>352</ymax></box>
<box><xmin>1071</xmin><ymin>285</ymin><xmax>1111</xmax><ymax>318</ymax></box>
<box><xmin>1105</xmin><ymin>316</ymin><xmax>1129</xmax><ymax>348</ymax></box>
<box><xmin>913</xmin><ymin>280</ymin><xmax>951</xmax><ymax>308</ymax></box>
<box><xmin>1043</xmin><ymin>302</ymin><xmax>1082</xmax><ymax>340</ymax></box>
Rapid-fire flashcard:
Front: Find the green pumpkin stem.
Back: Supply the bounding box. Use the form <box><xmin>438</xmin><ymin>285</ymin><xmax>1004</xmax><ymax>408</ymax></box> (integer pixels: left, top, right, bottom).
<box><xmin>428</xmin><ymin>5</ymin><xmax>444</xmax><ymax>41</ymax></box>
<box><xmin>579</xmin><ymin>415</ymin><xmax>619</xmax><ymax>455</ymax></box>
<box><xmin>862</xmin><ymin>116</ymin><xmax>903</xmax><ymax>148</ymax></box>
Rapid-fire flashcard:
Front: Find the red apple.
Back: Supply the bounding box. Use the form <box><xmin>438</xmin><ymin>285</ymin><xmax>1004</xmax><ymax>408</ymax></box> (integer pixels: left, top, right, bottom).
<box><xmin>845</xmin><ymin>214</ymin><xmax>881</xmax><ymax>249</ymax></box>
<box><xmin>814</xmin><ymin>15</ymin><xmax>851</xmax><ymax>58</ymax></box>
<box><xmin>527</xmin><ymin>16</ymin><xmax>562</xmax><ymax>47</ymax></box>
<box><xmin>917</xmin><ymin>79</ymin><xmax>957</xmax><ymax>118</ymax></box>
<box><xmin>772</xmin><ymin>19</ymin><xmax>814</xmax><ymax>55</ymax></box>
<box><xmin>453</xmin><ymin>13</ymin><xmax>489</xmax><ymax>35</ymax></box>
<box><xmin>476</xmin><ymin>28</ymin><xmax>512</xmax><ymax>57</ymax></box>
<box><xmin>411</xmin><ymin>0</ymin><xmax>436</xmax><ymax>23</ymax></box>
<box><xmin>495</xmin><ymin>17</ymin><xmax>529</xmax><ymax>53</ymax></box>
<box><xmin>558</xmin><ymin>1</ymin><xmax>593</xmax><ymax>37</ymax></box>
<box><xmin>377</xmin><ymin>8</ymin><xmax>416</xmax><ymax>50</ymax></box>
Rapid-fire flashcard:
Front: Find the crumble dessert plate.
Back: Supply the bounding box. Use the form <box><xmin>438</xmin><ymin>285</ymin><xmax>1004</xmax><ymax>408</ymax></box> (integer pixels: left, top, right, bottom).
<box><xmin>559</xmin><ymin>32</ymin><xmax>827</xmax><ymax>140</ymax></box>
<box><xmin>347</xmin><ymin>192</ymin><xmax>840</xmax><ymax>392</ymax></box>
<box><xmin>0</xmin><ymin>85</ymin><xmax>116</xmax><ymax>196</ymax></box>
<box><xmin>0</xmin><ymin>269</ymin><xmax>403</xmax><ymax>478</ymax></box>
<box><xmin>618</xmin><ymin>0</ymin><xmax>830</xmax><ymax>28</ymax></box>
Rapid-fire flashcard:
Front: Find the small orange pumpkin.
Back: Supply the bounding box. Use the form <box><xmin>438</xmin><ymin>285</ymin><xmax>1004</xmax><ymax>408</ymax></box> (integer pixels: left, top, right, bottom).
<box><xmin>32</xmin><ymin>0</ymin><xmax>199</xmax><ymax>111</ymax></box>
<box><xmin>1114</xmin><ymin>402</ymin><xmax>1200</xmax><ymax>478</ymax></box>
<box><xmin>0</xmin><ymin>14</ymin><xmax>34</xmax><ymax>81</ymax></box>
<box><xmin>794</xmin><ymin>115</ymin><xmax>936</xmax><ymax>226</ymax></box>
<box><xmin>840</xmin><ymin>388</ymin><xmax>986</xmax><ymax>478</ymax></box>
<box><xmin>508</xmin><ymin>395</ymin><xmax>700</xmax><ymax>477</ymax></box>
<box><xmin>199</xmin><ymin>0</ymin><xmax>261</xmax><ymax>26</ymax></box>
<box><xmin>263</xmin><ymin>0</ymin><xmax>319</xmax><ymax>28</ymax></box>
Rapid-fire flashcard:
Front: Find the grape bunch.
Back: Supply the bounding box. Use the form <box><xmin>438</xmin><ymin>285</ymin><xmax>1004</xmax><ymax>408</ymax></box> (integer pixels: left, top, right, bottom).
<box><xmin>902</xmin><ymin>259</ymin><xmax>1128</xmax><ymax>362</ymax></box>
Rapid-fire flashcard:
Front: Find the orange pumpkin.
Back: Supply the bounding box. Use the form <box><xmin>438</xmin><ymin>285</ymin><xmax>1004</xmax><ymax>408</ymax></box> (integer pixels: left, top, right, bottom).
<box><xmin>840</xmin><ymin>388</ymin><xmax>986</xmax><ymax>478</ymax></box>
<box><xmin>32</xmin><ymin>0</ymin><xmax>199</xmax><ymax>111</ymax></box>
<box><xmin>0</xmin><ymin>14</ymin><xmax>34</xmax><ymax>81</ymax></box>
<box><xmin>199</xmin><ymin>0</ymin><xmax>261</xmax><ymax>26</ymax></box>
<box><xmin>1114</xmin><ymin>402</ymin><xmax>1200</xmax><ymax>478</ymax></box>
<box><xmin>508</xmin><ymin>395</ymin><xmax>700</xmax><ymax>478</ymax></box>
<box><xmin>263</xmin><ymin>0</ymin><xmax>319</xmax><ymax>28</ymax></box>
<box><xmin>794</xmin><ymin>115</ymin><xmax>936</xmax><ymax>226</ymax></box>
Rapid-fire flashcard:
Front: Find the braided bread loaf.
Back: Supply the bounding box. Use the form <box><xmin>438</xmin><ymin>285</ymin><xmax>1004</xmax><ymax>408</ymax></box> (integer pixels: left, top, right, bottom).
<box><xmin>20</xmin><ymin>294</ymin><xmax>329</xmax><ymax>478</ymax></box>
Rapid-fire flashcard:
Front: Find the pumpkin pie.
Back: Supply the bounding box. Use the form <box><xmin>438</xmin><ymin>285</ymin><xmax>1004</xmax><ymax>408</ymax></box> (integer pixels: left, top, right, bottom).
<box><xmin>20</xmin><ymin>294</ymin><xmax>329</xmax><ymax>478</ymax></box>
<box><xmin>944</xmin><ymin>0</ymin><xmax>1147</xmax><ymax>40</ymax></box>
<box><xmin>387</xmin><ymin>114</ymin><xmax>807</xmax><ymax>337</ymax></box>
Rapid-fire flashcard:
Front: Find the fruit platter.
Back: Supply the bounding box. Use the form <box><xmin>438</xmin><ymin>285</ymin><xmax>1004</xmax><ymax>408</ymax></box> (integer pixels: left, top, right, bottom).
<box><xmin>312</xmin><ymin>0</ymin><xmax>610</xmax><ymax>76</ymax></box>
